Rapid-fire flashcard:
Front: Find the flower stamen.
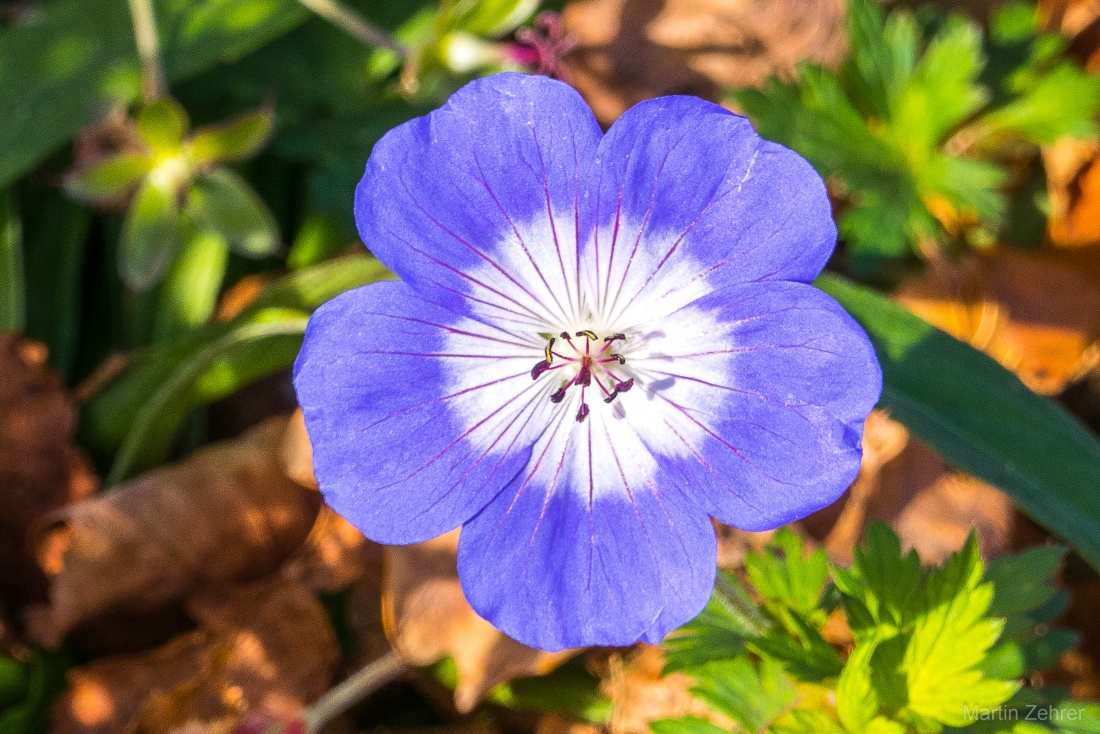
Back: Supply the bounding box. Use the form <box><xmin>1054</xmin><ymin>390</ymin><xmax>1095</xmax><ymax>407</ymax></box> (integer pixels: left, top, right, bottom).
<box><xmin>531</xmin><ymin>331</ymin><xmax>632</xmax><ymax>421</ymax></box>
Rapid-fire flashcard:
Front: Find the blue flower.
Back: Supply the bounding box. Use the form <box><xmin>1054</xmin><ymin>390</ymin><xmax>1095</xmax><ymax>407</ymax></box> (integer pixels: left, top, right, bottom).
<box><xmin>294</xmin><ymin>73</ymin><xmax>882</xmax><ymax>651</ymax></box>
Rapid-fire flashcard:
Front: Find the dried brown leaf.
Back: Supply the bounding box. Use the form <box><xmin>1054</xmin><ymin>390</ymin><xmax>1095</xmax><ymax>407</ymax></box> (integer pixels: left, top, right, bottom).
<box><xmin>0</xmin><ymin>334</ymin><xmax>97</xmax><ymax>612</ymax></box>
<box><xmin>28</xmin><ymin>418</ymin><xmax>321</xmax><ymax>647</ymax></box>
<box><xmin>895</xmin><ymin>249</ymin><xmax>1100</xmax><ymax>394</ymax></box>
<box><xmin>562</xmin><ymin>0</ymin><xmax>845</xmax><ymax>124</ymax></box>
<box><xmin>804</xmin><ymin>411</ymin><xmax>1014</xmax><ymax>565</ymax></box>
<box><xmin>603</xmin><ymin>645</ymin><xmax>729</xmax><ymax>734</ymax></box>
<box><xmin>381</xmin><ymin>531</ymin><xmax>572</xmax><ymax>714</ymax></box>
<box><xmin>50</xmin><ymin>577</ymin><xmax>336</xmax><ymax>734</ymax></box>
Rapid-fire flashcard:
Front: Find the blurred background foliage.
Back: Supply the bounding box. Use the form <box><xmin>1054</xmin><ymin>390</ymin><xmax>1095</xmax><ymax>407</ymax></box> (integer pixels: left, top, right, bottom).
<box><xmin>5</xmin><ymin>0</ymin><xmax>1100</xmax><ymax>732</ymax></box>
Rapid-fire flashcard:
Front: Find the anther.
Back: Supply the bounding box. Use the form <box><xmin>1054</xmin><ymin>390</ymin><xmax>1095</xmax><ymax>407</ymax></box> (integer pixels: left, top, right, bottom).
<box><xmin>576</xmin><ymin>403</ymin><xmax>590</xmax><ymax>422</ymax></box>
<box><xmin>576</xmin><ymin>329</ymin><xmax>598</xmax><ymax>341</ymax></box>
<box><xmin>550</xmin><ymin>387</ymin><xmax>568</xmax><ymax>403</ymax></box>
<box><xmin>617</xmin><ymin>378</ymin><xmax>634</xmax><ymax>393</ymax></box>
<box><xmin>531</xmin><ymin>360</ymin><xmax>551</xmax><ymax>380</ymax></box>
<box><xmin>609</xmin><ymin>353</ymin><xmax>626</xmax><ymax>365</ymax></box>
<box><xmin>559</xmin><ymin>331</ymin><xmax>571</xmax><ymax>340</ymax></box>
<box><xmin>544</xmin><ymin>337</ymin><xmax>555</xmax><ymax>364</ymax></box>
<box><xmin>603</xmin><ymin>333</ymin><xmax>626</xmax><ymax>343</ymax></box>
<box><xmin>603</xmin><ymin>388</ymin><xmax>619</xmax><ymax>404</ymax></box>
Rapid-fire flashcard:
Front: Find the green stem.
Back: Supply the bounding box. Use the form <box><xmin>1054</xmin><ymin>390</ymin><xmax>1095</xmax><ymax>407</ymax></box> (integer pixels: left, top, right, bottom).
<box><xmin>126</xmin><ymin>0</ymin><xmax>166</xmax><ymax>101</ymax></box>
<box><xmin>294</xmin><ymin>0</ymin><xmax>405</xmax><ymax>56</ymax></box>
<box><xmin>303</xmin><ymin>652</ymin><xmax>408</xmax><ymax>733</ymax></box>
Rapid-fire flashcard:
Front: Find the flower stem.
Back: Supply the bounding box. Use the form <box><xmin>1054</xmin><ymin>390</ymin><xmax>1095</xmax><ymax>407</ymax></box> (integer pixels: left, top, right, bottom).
<box><xmin>126</xmin><ymin>0</ymin><xmax>166</xmax><ymax>102</ymax></box>
<box><xmin>302</xmin><ymin>651</ymin><xmax>409</xmax><ymax>733</ymax></box>
<box><xmin>294</xmin><ymin>0</ymin><xmax>405</xmax><ymax>56</ymax></box>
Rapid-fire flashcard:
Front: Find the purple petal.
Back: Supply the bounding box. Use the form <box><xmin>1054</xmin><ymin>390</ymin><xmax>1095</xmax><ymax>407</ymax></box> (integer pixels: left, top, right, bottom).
<box><xmin>458</xmin><ymin>413</ymin><xmax>716</xmax><ymax>651</ymax></box>
<box><xmin>356</xmin><ymin>73</ymin><xmax>602</xmax><ymax>330</ymax></box>
<box><xmin>627</xmin><ymin>281</ymin><xmax>882</xmax><ymax>531</ymax></box>
<box><xmin>293</xmin><ymin>281</ymin><xmax>550</xmax><ymax>544</ymax></box>
<box><xmin>581</xmin><ymin>96</ymin><xmax>835</xmax><ymax>326</ymax></box>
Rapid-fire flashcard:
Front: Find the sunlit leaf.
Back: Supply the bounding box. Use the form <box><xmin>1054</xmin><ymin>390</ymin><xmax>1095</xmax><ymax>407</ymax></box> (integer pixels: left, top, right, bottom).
<box><xmin>119</xmin><ymin>175</ymin><xmax>181</xmax><ymax>291</ymax></box>
<box><xmin>188</xmin><ymin>168</ymin><xmax>281</xmax><ymax>259</ymax></box>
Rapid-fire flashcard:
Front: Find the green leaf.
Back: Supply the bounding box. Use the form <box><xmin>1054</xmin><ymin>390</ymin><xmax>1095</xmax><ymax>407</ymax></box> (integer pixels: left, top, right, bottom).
<box><xmin>453</xmin><ymin>0</ymin><xmax>538</xmax><ymax>36</ymax></box>
<box><xmin>903</xmin><ymin>536</ymin><xmax>1018</xmax><ymax>727</ymax></box>
<box><xmin>189</xmin><ymin>107</ymin><xmax>274</xmax><ymax>165</ymax></box>
<box><xmin>119</xmin><ymin>175</ymin><xmax>181</xmax><ymax>291</ymax></box>
<box><xmin>188</xmin><ymin>168</ymin><xmax>280</xmax><ymax>258</ymax></box>
<box><xmin>690</xmin><ymin>656</ymin><xmax>797</xmax><ymax>732</ymax></box>
<box><xmin>153</xmin><ymin>228</ymin><xmax>229</xmax><ymax>341</ymax></box>
<box><xmin>0</xmin><ymin>658</ymin><xmax>28</xmax><ymax>709</ymax></box>
<box><xmin>817</xmin><ymin>274</ymin><xmax>1100</xmax><ymax>574</ymax></box>
<box><xmin>651</xmin><ymin>717</ymin><xmax>729</xmax><ymax>734</ymax></box>
<box><xmin>772</xmin><ymin>708</ymin><xmax>849</xmax><ymax>734</ymax></box>
<box><xmin>0</xmin><ymin>0</ymin><xmax>309</xmax><ymax>190</ymax></box>
<box><xmin>21</xmin><ymin>184</ymin><xmax>90</xmax><ymax>378</ymax></box>
<box><xmin>0</xmin><ymin>188</ymin><xmax>24</xmax><ymax>332</ymax></box>
<box><xmin>136</xmin><ymin>99</ymin><xmax>189</xmax><ymax>152</ymax></box>
<box><xmin>842</xmin><ymin>0</ymin><xmax>905</xmax><ymax>118</ymax></box>
<box><xmin>985</xmin><ymin>546</ymin><xmax>1066</xmax><ymax>618</ymax></box>
<box><xmin>982</xmin><ymin>62</ymin><xmax>1100</xmax><ymax>144</ymax></box>
<box><xmin>488</xmin><ymin>657</ymin><xmax>611</xmax><ymax>723</ymax></box>
<box><xmin>82</xmin><ymin>255</ymin><xmax>394</xmax><ymax>467</ymax></box>
<box><xmin>663</xmin><ymin>572</ymin><xmax>762</xmax><ymax>673</ymax></box>
<box><xmin>746</xmin><ymin>529</ymin><xmax>830</xmax><ymax>617</ymax></box>
<box><xmin>63</xmin><ymin>153</ymin><xmax>153</xmax><ymax>203</ymax></box>
<box><xmin>0</xmin><ymin>649</ymin><xmax>71</xmax><ymax>734</ymax></box>
<box><xmin>834</xmin><ymin>521</ymin><xmax>921</xmax><ymax>635</ymax></box>
<box><xmin>837</xmin><ymin>637</ymin><xmax>883</xmax><ymax>733</ymax></box>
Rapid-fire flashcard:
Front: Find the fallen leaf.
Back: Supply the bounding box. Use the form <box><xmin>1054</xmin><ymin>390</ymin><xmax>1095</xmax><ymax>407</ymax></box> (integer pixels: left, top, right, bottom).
<box><xmin>28</xmin><ymin>418</ymin><xmax>322</xmax><ymax>647</ymax></box>
<box><xmin>0</xmin><ymin>334</ymin><xmax>97</xmax><ymax>612</ymax></box>
<box><xmin>382</xmin><ymin>531</ymin><xmax>572</xmax><ymax>714</ymax></box>
<box><xmin>279</xmin><ymin>410</ymin><xmax>316</xmax><ymax>490</ymax></box>
<box><xmin>562</xmin><ymin>0</ymin><xmax>846</xmax><ymax>124</ymax></box>
<box><xmin>602</xmin><ymin>645</ymin><xmax>729</xmax><ymax>734</ymax></box>
<box><xmin>804</xmin><ymin>411</ymin><xmax>1014</xmax><ymax>566</ymax></box>
<box><xmin>282</xmin><ymin>505</ymin><xmax>380</xmax><ymax>595</ymax></box>
<box><xmin>1045</xmin><ymin>139</ymin><xmax>1100</xmax><ymax>248</ymax></box>
<box><xmin>535</xmin><ymin>712</ymin><xmax>603</xmax><ymax>734</ymax></box>
<box><xmin>50</xmin><ymin>577</ymin><xmax>337</xmax><ymax>734</ymax></box>
<box><xmin>895</xmin><ymin>248</ymin><xmax>1100</xmax><ymax>394</ymax></box>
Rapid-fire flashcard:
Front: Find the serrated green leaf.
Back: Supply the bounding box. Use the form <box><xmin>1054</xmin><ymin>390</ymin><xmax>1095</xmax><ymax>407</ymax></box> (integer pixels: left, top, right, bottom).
<box><xmin>981</xmin><ymin>62</ymin><xmax>1100</xmax><ymax>144</ymax></box>
<box><xmin>663</xmin><ymin>572</ymin><xmax>760</xmax><ymax>673</ymax></box>
<box><xmin>489</xmin><ymin>656</ymin><xmax>611</xmax><ymax>723</ymax></box>
<box><xmin>817</xmin><ymin>274</ymin><xmax>1100</xmax><ymax>575</ymax></box>
<box><xmin>746</xmin><ymin>529</ymin><xmax>829</xmax><ymax>617</ymax></box>
<box><xmin>120</xmin><ymin>175</ymin><xmax>182</xmax><ymax>291</ymax></box>
<box><xmin>903</xmin><ymin>536</ymin><xmax>1018</xmax><ymax>727</ymax></box>
<box><xmin>691</xmin><ymin>656</ymin><xmax>797</xmax><ymax>732</ymax></box>
<box><xmin>924</xmin><ymin>155</ymin><xmax>1010</xmax><ymax>228</ymax></box>
<box><xmin>986</xmin><ymin>546</ymin><xmax>1066</xmax><ymax>618</ymax></box>
<box><xmin>837</xmin><ymin>638</ymin><xmax>882</xmax><ymax>733</ymax></box>
<box><xmin>188</xmin><ymin>168</ymin><xmax>281</xmax><ymax>258</ymax></box>
<box><xmin>834</xmin><ymin>522</ymin><xmax>921</xmax><ymax>635</ymax></box>
<box><xmin>651</xmin><ymin>716</ymin><xmax>729</xmax><ymax>734</ymax></box>
<box><xmin>63</xmin><ymin>153</ymin><xmax>153</xmax><ymax>203</ymax></box>
<box><xmin>891</xmin><ymin>17</ymin><xmax>986</xmax><ymax>157</ymax></box>
<box><xmin>189</xmin><ymin>108</ymin><xmax>274</xmax><ymax>165</ymax></box>
<box><xmin>771</xmin><ymin>708</ymin><xmax>848</xmax><ymax>734</ymax></box>
<box><xmin>136</xmin><ymin>99</ymin><xmax>189</xmax><ymax>153</ymax></box>
<box><xmin>842</xmin><ymin>0</ymin><xmax>905</xmax><ymax>118</ymax></box>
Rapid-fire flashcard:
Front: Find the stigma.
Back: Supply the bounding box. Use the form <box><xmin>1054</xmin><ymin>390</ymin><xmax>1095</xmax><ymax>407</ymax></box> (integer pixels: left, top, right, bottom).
<box><xmin>530</xmin><ymin>330</ymin><xmax>635</xmax><ymax>423</ymax></box>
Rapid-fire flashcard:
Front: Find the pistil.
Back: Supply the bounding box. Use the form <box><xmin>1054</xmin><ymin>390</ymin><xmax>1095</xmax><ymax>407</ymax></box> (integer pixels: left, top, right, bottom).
<box><xmin>530</xmin><ymin>330</ymin><xmax>633</xmax><ymax>422</ymax></box>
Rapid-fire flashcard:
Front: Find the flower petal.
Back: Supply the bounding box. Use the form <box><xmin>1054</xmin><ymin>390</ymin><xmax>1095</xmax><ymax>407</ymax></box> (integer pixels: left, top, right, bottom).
<box><xmin>356</xmin><ymin>73</ymin><xmax>602</xmax><ymax>331</ymax></box>
<box><xmin>582</xmin><ymin>96</ymin><xmax>835</xmax><ymax>326</ymax></box>
<box><xmin>457</xmin><ymin>411</ymin><xmax>716</xmax><ymax>651</ymax></box>
<box><xmin>626</xmin><ymin>280</ymin><xmax>882</xmax><ymax>531</ymax></box>
<box><xmin>294</xmin><ymin>281</ymin><xmax>550</xmax><ymax>544</ymax></box>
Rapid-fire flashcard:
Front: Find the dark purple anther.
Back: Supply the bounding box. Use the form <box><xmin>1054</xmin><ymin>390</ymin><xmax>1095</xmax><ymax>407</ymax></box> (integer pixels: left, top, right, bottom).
<box><xmin>550</xmin><ymin>387</ymin><xmax>568</xmax><ymax>403</ymax></box>
<box><xmin>617</xmin><ymin>378</ymin><xmax>634</xmax><ymax>393</ymax></box>
<box><xmin>576</xmin><ymin>403</ymin><xmax>590</xmax><ymax>422</ymax></box>
<box><xmin>531</xmin><ymin>360</ymin><xmax>551</xmax><ymax>379</ymax></box>
<box><xmin>576</xmin><ymin>363</ymin><xmax>592</xmax><ymax>387</ymax></box>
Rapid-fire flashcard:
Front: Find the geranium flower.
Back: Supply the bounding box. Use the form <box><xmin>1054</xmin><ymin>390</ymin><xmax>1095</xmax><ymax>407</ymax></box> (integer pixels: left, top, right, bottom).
<box><xmin>294</xmin><ymin>73</ymin><xmax>881</xmax><ymax>651</ymax></box>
